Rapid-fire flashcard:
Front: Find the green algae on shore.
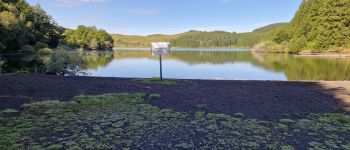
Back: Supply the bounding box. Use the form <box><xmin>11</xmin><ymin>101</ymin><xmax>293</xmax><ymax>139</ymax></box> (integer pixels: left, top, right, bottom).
<box><xmin>0</xmin><ymin>93</ymin><xmax>349</xmax><ymax>149</ymax></box>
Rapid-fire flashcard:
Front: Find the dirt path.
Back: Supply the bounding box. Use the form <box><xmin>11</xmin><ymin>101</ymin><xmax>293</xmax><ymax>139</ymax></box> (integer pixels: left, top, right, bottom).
<box><xmin>318</xmin><ymin>81</ymin><xmax>350</xmax><ymax>111</ymax></box>
<box><xmin>0</xmin><ymin>75</ymin><xmax>348</xmax><ymax>120</ymax></box>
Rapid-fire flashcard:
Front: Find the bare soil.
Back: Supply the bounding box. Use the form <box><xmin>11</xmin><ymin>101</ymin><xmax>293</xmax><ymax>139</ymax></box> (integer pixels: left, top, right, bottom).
<box><xmin>0</xmin><ymin>75</ymin><xmax>348</xmax><ymax>120</ymax></box>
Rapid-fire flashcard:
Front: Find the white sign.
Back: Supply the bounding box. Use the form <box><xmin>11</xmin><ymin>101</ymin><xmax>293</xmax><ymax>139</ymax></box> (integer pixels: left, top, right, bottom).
<box><xmin>151</xmin><ymin>42</ymin><xmax>171</xmax><ymax>56</ymax></box>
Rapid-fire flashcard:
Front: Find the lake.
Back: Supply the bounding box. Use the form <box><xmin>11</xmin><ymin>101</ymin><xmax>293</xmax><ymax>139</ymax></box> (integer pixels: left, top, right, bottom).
<box><xmin>1</xmin><ymin>48</ymin><xmax>350</xmax><ymax>81</ymax></box>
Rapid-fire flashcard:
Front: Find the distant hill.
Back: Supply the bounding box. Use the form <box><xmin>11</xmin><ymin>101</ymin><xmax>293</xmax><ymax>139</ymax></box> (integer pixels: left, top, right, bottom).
<box><xmin>112</xmin><ymin>34</ymin><xmax>179</xmax><ymax>48</ymax></box>
<box><xmin>171</xmin><ymin>23</ymin><xmax>289</xmax><ymax>48</ymax></box>
<box><xmin>112</xmin><ymin>23</ymin><xmax>289</xmax><ymax>48</ymax></box>
<box><xmin>253</xmin><ymin>23</ymin><xmax>289</xmax><ymax>33</ymax></box>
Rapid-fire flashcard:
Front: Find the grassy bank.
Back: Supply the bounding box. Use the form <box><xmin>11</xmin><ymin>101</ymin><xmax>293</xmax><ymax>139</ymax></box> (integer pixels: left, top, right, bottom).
<box><xmin>1</xmin><ymin>93</ymin><xmax>349</xmax><ymax>149</ymax></box>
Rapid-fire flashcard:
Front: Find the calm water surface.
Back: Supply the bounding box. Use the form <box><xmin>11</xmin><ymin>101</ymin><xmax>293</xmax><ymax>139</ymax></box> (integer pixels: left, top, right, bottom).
<box><xmin>1</xmin><ymin>48</ymin><xmax>350</xmax><ymax>81</ymax></box>
<box><xmin>83</xmin><ymin>49</ymin><xmax>350</xmax><ymax>81</ymax></box>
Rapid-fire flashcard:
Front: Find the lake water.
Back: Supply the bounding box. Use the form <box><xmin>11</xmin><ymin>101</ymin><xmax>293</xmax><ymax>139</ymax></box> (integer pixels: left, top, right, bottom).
<box><xmin>83</xmin><ymin>49</ymin><xmax>350</xmax><ymax>81</ymax></box>
<box><xmin>1</xmin><ymin>48</ymin><xmax>350</xmax><ymax>81</ymax></box>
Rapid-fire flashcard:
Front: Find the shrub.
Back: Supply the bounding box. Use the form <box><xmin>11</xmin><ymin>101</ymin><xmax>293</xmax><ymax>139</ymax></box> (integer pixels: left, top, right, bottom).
<box><xmin>45</xmin><ymin>46</ymin><xmax>86</xmax><ymax>76</ymax></box>
<box><xmin>273</xmin><ymin>30</ymin><xmax>290</xmax><ymax>44</ymax></box>
<box><xmin>34</xmin><ymin>41</ymin><xmax>48</xmax><ymax>50</ymax></box>
<box><xmin>20</xmin><ymin>45</ymin><xmax>34</xmax><ymax>52</ymax></box>
<box><xmin>0</xmin><ymin>42</ymin><xmax>6</xmax><ymax>52</ymax></box>
<box><xmin>38</xmin><ymin>48</ymin><xmax>53</xmax><ymax>55</ymax></box>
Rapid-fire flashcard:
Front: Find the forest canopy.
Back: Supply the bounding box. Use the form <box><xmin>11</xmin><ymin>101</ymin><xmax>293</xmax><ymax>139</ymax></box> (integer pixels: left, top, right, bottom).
<box><xmin>64</xmin><ymin>25</ymin><xmax>114</xmax><ymax>50</ymax></box>
<box><xmin>171</xmin><ymin>23</ymin><xmax>289</xmax><ymax>48</ymax></box>
<box><xmin>113</xmin><ymin>23</ymin><xmax>289</xmax><ymax>48</ymax></box>
<box><xmin>257</xmin><ymin>0</ymin><xmax>350</xmax><ymax>53</ymax></box>
<box><xmin>0</xmin><ymin>0</ymin><xmax>64</xmax><ymax>53</ymax></box>
<box><xmin>0</xmin><ymin>0</ymin><xmax>113</xmax><ymax>53</ymax></box>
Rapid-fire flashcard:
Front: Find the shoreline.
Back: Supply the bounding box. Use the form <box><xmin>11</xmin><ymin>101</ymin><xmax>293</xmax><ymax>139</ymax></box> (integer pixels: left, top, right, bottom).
<box><xmin>294</xmin><ymin>53</ymin><xmax>350</xmax><ymax>58</ymax></box>
<box><xmin>1</xmin><ymin>75</ymin><xmax>349</xmax><ymax>120</ymax></box>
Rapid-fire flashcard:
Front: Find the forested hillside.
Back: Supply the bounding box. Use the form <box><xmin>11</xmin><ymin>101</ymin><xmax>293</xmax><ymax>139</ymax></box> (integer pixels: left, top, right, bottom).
<box><xmin>113</xmin><ymin>23</ymin><xmax>289</xmax><ymax>48</ymax></box>
<box><xmin>0</xmin><ymin>0</ymin><xmax>63</xmax><ymax>53</ymax></box>
<box><xmin>288</xmin><ymin>0</ymin><xmax>350</xmax><ymax>52</ymax></box>
<box><xmin>171</xmin><ymin>23</ymin><xmax>288</xmax><ymax>48</ymax></box>
<box><xmin>112</xmin><ymin>34</ymin><xmax>179</xmax><ymax>48</ymax></box>
<box><xmin>256</xmin><ymin>0</ymin><xmax>350</xmax><ymax>53</ymax></box>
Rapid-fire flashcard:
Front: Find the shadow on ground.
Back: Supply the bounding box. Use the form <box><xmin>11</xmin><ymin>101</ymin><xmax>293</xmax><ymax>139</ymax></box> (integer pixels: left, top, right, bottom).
<box><xmin>0</xmin><ymin>75</ymin><xmax>348</xmax><ymax>120</ymax></box>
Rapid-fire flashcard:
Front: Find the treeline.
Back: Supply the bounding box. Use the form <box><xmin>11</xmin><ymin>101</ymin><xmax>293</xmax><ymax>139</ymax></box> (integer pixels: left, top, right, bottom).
<box><xmin>170</xmin><ymin>23</ymin><xmax>289</xmax><ymax>48</ymax></box>
<box><xmin>0</xmin><ymin>0</ymin><xmax>113</xmax><ymax>53</ymax></box>
<box><xmin>113</xmin><ymin>23</ymin><xmax>289</xmax><ymax>48</ymax></box>
<box><xmin>64</xmin><ymin>25</ymin><xmax>114</xmax><ymax>50</ymax></box>
<box><xmin>256</xmin><ymin>0</ymin><xmax>350</xmax><ymax>53</ymax></box>
<box><xmin>0</xmin><ymin>0</ymin><xmax>63</xmax><ymax>53</ymax></box>
<box><xmin>0</xmin><ymin>0</ymin><xmax>114</xmax><ymax>75</ymax></box>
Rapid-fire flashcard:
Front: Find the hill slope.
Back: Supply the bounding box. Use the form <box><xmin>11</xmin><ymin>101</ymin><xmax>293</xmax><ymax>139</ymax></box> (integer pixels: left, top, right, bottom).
<box><xmin>112</xmin><ymin>34</ymin><xmax>179</xmax><ymax>48</ymax></box>
<box><xmin>256</xmin><ymin>0</ymin><xmax>350</xmax><ymax>53</ymax></box>
<box><xmin>113</xmin><ymin>23</ymin><xmax>289</xmax><ymax>48</ymax></box>
<box><xmin>288</xmin><ymin>0</ymin><xmax>350</xmax><ymax>52</ymax></box>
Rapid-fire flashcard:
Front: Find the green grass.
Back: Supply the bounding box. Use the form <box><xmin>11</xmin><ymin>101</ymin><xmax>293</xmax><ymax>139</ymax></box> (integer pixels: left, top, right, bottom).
<box><xmin>132</xmin><ymin>78</ymin><xmax>177</xmax><ymax>85</ymax></box>
<box><xmin>195</xmin><ymin>104</ymin><xmax>208</xmax><ymax>110</ymax></box>
<box><xmin>0</xmin><ymin>93</ymin><xmax>349</xmax><ymax>149</ymax></box>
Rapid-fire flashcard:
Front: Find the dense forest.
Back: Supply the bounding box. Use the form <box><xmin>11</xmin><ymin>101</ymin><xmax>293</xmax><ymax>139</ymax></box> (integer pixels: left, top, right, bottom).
<box><xmin>0</xmin><ymin>0</ymin><xmax>113</xmax><ymax>53</ymax></box>
<box><xmin>64</xmin><ymin>25</ymin><xmax>114</xmax><ymax>50</ymax></box>
<box><xmin>113</xmin><ymin>23</ymin><xmax>289</xmax><ymax>48</ymax></box>
<box><xmin>0</xmin><ymin>0</ymin><xmax>63</xmax><ymax>53</ymax></box>
<box><xmin>256</xmin><ymin>0</ymin><xmax>350</xmax><ymax>53</ymax></box>
<box><xmin>0</xmin><ymin>0</ymin><xmax>114</xmax><ymax>75</ymax></box>
<box><xmin>171</xmin><ymin>23</ymin><xmax>289</xmax><ymax>48</ymax></box>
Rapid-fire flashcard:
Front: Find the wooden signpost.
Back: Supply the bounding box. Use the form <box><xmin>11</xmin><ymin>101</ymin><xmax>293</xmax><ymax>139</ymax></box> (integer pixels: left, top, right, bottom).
<box><xmin>151</xmin><ymin>42</ymin><xmax>171</xmax><ymax>79</ymax></box>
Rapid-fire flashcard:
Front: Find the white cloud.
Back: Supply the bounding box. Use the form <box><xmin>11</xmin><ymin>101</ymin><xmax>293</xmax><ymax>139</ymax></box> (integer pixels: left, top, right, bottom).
<box><xmin>127</xmin><ymin>9</ymin><xmax>160</xmax><ymax>16</ymax></box>
<box><xmin>53</xmin><ymin>0</ymin><xmax>106</xmax><ymax>7</ymax></box>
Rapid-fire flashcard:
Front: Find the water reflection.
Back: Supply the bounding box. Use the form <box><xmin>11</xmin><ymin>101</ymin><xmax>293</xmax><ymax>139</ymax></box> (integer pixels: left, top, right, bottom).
<box><xmin>252</xmin><ymin>52</ymin><xmax>350</xmax><ymax>81</ymax></box>
<box><xmin>1</xmin><ymin>49</ymin><xmax>350</xmax><ymax>81</ymax></box>
<box><xmin>0</xmin><ymin>54</ymin><xmax>49</xmax><ymax>74</ymax></box>
<box><xmin>87</xmin><ymin>50</ymin><xmax>350</xmax><ymax>81</ymax></box>
<box><xmin>82</xmin><ymin>50</ymin><xmax>114</xmax><ymax>70</ymax></box>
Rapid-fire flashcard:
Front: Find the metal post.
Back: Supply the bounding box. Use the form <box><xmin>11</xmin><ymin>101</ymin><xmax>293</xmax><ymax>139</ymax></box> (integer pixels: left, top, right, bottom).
<box><xmin>159</xmin><ymin>55</ymin><xmax>163</xmax><ymax>79</ymax></box>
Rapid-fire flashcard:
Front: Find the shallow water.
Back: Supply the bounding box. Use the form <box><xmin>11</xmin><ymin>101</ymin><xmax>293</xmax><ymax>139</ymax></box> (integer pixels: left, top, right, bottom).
<box><xmin>1</xmin><ymin>48</ymin><xmax>350</xmax><ymax>81</ymax></box>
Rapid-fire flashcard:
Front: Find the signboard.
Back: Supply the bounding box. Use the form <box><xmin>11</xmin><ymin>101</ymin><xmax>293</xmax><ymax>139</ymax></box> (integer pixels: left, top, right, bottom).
<box><xmin>151</xmin><ymin>42</ymin><xmax>171</xmax><ymax>56</ymax></box>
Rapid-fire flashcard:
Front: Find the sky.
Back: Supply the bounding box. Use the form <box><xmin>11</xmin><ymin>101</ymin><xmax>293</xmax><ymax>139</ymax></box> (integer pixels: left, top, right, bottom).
<box><xmin>27</xmin><ymin>0</ymin><xmax>303</xmax><ymax>36</ymax></box>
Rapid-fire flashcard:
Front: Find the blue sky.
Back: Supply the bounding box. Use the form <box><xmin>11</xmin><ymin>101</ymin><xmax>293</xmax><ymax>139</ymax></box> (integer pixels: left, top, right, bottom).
<box><xmin>27</xmin><ymin>0</ymin><xmax>303</xmax><ymax>35</ymax></box>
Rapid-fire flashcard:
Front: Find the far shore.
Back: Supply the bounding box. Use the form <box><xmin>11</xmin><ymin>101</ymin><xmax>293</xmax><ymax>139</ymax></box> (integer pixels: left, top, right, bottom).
<box><xmin>294</xmin><ymin>53</ymin><xmax>350</xmax><ymax>58</ymax></box>
<box><xmin>252</xmin><ymin>49</ymin><xmax>350</xmax><ymax>58</ymax></box>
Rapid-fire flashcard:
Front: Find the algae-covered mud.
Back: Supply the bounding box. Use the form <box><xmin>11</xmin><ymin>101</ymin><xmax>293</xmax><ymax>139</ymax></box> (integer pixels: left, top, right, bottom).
<box><xmin>1</xmin><ymin>93</ymin><xmax>349</xmax><ymax>150</ymax></box>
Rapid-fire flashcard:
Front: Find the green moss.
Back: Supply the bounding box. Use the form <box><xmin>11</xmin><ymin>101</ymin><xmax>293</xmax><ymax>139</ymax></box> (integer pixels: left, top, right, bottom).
<box><xmin>0</xmin><ymin>109</ymin><xmax>19</xmax><ymax>114</ymax></box>
<box><xmin>47</xmin><ymin>144</ymin><xmax>63</xmax><ymax>150</ymax></box>
<box><xmin>281</xmin><ymin>145</ymin><xmax>295</xmax><ymax>150</ymax></box>
<box><xmin>279</xmin><ymin>119</ymin><xmax>296</xmax><ymax>124</ymax></box>
<box><xmin>195</xmin><ymin>104</ymin><xmax>207</xmax><ymax>110</ymax></box>
<box><xmin>148</xmin><ymin>94</ymin><xmax>161</xmax><ymax>100</ymax></box>
<box><xmin>38</xmin><ymin>48</ymin><xmax>53</xmax><ymax>55</ymax></box>
<box><xmin>132</xmin><ymin>78</ymin><xmax>177</xmax><ymax>85</ymax></box>
<box><xmin>0</xmin><ymin>93</ymin><xmax>349</xmax><ymax>149</ymax></box>
<box><xmin>233</xmin><ymin>113</ymin><xmax>245</xmax><ymax>118</ymax></box>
